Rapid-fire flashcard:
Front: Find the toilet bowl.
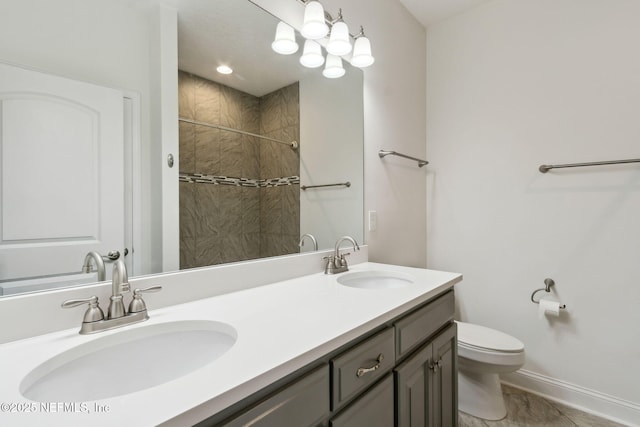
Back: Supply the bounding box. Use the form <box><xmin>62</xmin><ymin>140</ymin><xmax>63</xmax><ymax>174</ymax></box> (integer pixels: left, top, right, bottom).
<box><xmin>456</xmin><ymin>321</ymin><xmax>525</xmax><ymax>421</ymax></box>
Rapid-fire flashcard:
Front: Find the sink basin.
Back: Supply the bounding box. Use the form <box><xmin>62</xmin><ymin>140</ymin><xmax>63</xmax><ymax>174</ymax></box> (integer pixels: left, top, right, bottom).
<box><xmin>20</xmin><ymin>320</ymin><xmax>237</xmax><ymax>402</ymax></box>
<box><xmin>337</xmin><ymin>270</ymin><xmax>415</xmax><ymax>290</ymax></box>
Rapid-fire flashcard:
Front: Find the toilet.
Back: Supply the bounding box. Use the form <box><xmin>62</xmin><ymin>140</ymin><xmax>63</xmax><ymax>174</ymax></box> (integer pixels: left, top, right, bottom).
<box><xmin>456</xmin><ymin>321</ymin><xmax>525</xmax><ymax>420</ymax></box>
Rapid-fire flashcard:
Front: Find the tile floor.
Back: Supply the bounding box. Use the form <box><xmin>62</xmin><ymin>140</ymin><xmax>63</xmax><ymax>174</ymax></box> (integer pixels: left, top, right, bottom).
<box><xmin>458</xmin><ymin>385</ymin><xmax>627</xmax><ymax>427</ymax></box>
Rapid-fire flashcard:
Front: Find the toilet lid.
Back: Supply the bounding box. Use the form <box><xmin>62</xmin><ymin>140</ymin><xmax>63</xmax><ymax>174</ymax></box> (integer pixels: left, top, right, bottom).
<box><xmin>456</xmin><ymin>321</ymin><xmax>524</xmax><ymax>353</ymax></box>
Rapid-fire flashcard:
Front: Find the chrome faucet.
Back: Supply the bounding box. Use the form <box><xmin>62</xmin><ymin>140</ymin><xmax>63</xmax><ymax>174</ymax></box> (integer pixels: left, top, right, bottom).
<box><xmin>298</xmin><ymin>233</ymin><xmax>318</xmax><ymax>251</ymax></box>
<box><xmin>81</xmin><ymin>250</ymin><xmax>121</xmax><ymax>282</ymax></box>
<box><xmin>62</xmin><ymin>260</ymin><xmax>162</xmax><ymax>334</ymax></box>
<box><xmin>107</xmin><ymin>259</ymin><xmax>130</xmax><ymax>319</ymax></box>
<box><xmin>81</xmin><ymin>251</ymin><xmax>106</xmax><ymax>281</ymax></box>
<box><xmin>324</xmin><ymin>236</ymin><xmax>360</xmax><ymax>274</ymax></box>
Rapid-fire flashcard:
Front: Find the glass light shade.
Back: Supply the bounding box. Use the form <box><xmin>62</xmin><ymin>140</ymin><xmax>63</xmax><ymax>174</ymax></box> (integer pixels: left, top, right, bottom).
<box><xmin>271</xmin><ymin>21</ymin><xmax>299</xmax><ymax>55</ymax></box>
<box><xmin>322</xmin><ymin>54</ymin><xmax>345</xmax><ymax>78</ymax></box>
<box><xmin>301</xmin><ymin>1</ymin><xmax>329</xmax><ymax>40</ymax></box>
<box><xmin>299</xmin><ymin>40</ymin><xmax>325</xmax><ymax>68</ymax></box>
<box><xmin>326</xmin><ymin>21</ymin><xmax>352</xmax><ymax>56</ymax></box>
<box><xmin>350</xmin><ymin>36</ymin><xmax>375</xmax><ymax>68</ymax></box>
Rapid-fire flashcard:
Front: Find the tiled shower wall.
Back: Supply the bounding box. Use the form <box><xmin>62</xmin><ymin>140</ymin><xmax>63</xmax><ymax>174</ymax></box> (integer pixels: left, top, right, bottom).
<box><xmin>178</xmin><ymin>71</ymin><xmax>300</xmax><ymax>268</ymax></box>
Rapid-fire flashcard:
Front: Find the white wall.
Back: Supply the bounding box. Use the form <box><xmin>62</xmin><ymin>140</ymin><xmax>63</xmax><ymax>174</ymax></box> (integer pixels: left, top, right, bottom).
<box><xmin>427</xmin><ymin>0</ymin><xmax>640</xmax><ymax>423</ymax></box>
<box><xmin>254</xmin><ymin>0</ymin><xmax>428</xmax><ymax>267</ymax></box>
<box><xmin>300</xmin><ymin>69</ymin><xmax>364</xmax><ymax>250</ymax></box>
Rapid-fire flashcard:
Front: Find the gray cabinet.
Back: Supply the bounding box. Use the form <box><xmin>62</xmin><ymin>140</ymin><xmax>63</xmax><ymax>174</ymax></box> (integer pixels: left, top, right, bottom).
<box><xmin>395</xmin><ymin>324</ymin><xmax>457</xmax><ymax>427</ymax></box>
<box><xmin>205</xmin><ymin>290</ymin><xmax>456</xmax><ymax>427</ymax></box>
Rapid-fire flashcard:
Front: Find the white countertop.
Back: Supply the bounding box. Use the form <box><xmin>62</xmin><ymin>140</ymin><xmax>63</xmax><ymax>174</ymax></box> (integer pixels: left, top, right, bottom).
<box><xmin>0</xmin><ymin>262</ymin><xmax>461</xmax><ymax>426</ymax></box>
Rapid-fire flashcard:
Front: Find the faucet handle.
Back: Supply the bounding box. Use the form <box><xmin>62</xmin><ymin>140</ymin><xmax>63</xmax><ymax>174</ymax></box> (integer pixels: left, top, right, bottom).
<box><xmin>61</xmin><ymin>296</ymin><xmax>105</xmax><ymax>323</ymax></box>
<box><xmin>128</xmin><ymin>285</ymin><xmax>163</xmax><ymax>313</ymax></box>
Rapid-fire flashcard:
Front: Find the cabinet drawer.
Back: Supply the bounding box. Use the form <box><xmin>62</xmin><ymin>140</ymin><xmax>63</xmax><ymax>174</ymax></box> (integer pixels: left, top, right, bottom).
<box><xmin>331</xmin><ymin>327</ymin><xmax>395</xmax><ymax>410</ymax></box>
<box><xmin>330</xmin><ymin>374</ymin><xmax>394</xmax><ymax>427</ymax></box>
<box><xmin>394</xmin><ymin>291</ymin><xmax>454</xmax><ymax>359</ymax></box>
<box><xmin>221</xmin><ymin>365</ymin><xmax>329</xmax><ymax>427</ymax></box>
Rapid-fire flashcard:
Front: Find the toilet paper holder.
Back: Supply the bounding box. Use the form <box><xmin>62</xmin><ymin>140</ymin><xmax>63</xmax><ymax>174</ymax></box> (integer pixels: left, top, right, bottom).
<box><xmin>531</xmin><ymin>278</ymin><xmax>566</xmax><ymax>308</ymax></box>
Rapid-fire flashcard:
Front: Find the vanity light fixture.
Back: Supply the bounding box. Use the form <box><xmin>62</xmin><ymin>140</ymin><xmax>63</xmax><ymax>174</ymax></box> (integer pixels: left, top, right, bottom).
<box><xmin>299</xmin><ymin>40</ymin><xmax>325</xmax><ymax>68</ymax></box>
<box><xmin>272</xmin><ymin>0</ymin><xmax>374</xmax><ymax>78</ymax></box>
<box><xmin>216</xmin><ymin>65</ymin><xmax>233</xmax><ymax>75</ymax></box>
<box><xmin>272</xmin><ymin>21</ymin><xmax>299</xmax><ymax>55</ymax></box>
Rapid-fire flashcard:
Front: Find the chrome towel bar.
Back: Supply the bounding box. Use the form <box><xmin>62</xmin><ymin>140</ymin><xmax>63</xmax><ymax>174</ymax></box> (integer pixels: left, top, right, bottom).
<box><xmin>379</xmin><ymin>150</ymin><xmax>428</xmax><ymax>167</ymax></box>
<box><xmin>301</xmin><ymin>182</ymin><xmax>351</xmax><ymax>190</ymax></box>
<box><xmin>539</xmin><ymin>158</ymin><xmax>640</xmax><ymax>173</ymax></box>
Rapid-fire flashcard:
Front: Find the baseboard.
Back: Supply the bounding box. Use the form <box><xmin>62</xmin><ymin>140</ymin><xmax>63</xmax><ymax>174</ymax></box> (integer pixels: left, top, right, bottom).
<box><xmin>501</xmin><ymin>370</ymin><xmax>640</xmax><ymax>427</ymax></box>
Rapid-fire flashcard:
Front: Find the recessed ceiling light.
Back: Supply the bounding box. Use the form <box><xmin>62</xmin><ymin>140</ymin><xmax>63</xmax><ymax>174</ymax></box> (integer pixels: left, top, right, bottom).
<box><xmin>216</xmin><ymin>65</ymin><xmax>233</xmax><ymax>75</ymax></box>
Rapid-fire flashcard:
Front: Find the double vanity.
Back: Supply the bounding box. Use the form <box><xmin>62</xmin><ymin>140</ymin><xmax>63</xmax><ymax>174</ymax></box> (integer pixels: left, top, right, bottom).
<box><xmin>0</xmin><ymin>254</ymin><xmax>461</xmax><ymax>426</ymax></box>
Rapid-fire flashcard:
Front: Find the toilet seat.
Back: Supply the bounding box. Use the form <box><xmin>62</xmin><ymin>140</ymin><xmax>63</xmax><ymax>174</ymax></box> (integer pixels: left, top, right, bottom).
<box><xmin>456</xmin><ymin>321</ymin><xmax>524</xmax><ymax>352</ymax></box>
<box><xmin>456</xmin><ymin>321</ymin><xmax>525</xmax><ymax>367</ymax></box>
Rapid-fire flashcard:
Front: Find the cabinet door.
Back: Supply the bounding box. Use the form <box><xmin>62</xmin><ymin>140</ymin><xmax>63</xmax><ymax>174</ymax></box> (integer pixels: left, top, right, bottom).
<box><xmin>330</xmin><ymin>374</ymin><xmax>394</xmax><ymax>427</ymax></box>
<box><xmin>431</xmin><ymin>323</ymin><xmax>457</xmax><ymax>427</ymax></box>
<box><xmin>395</xmin><ymin>323</ymin><xmax>458</xmax><ymax>427</ymax></box>
<box><xmin>394</xmin><ymin>341</ymin><xmax>433</xmax><ymax>427</ymax></box>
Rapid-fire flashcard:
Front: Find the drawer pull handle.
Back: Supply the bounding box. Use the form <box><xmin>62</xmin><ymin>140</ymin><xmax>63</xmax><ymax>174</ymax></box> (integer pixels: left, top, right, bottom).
<box><xmin>356</xmin><ymin>353</ymin><xmax>384</xmax><ymax>378</ymax></box>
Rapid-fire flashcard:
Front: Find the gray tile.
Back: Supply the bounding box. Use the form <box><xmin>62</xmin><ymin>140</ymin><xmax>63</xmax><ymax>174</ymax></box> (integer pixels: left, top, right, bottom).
<box><xmin>242</xmin><ymin>187</ymin><xmax>260</xmax><ymax>234</ymax></box>
<box><xmin>194</xmin><ymin>76</ymin><xmax>220</xmax><ymax>124</ymax></box>
<box><xmin>178</xmin><ymin>71</ymin><xmax>196</xmax><ymax>120</ymax></box>
<box><xmin>485</xmin><ymin>385</ymin><xmax>575</xmax><ymax>426</ymax></box>
<box><xmin>195</xmin><ymin>126</ymin><xmax>221</xmax><ymax>175</ymax></box>
<box><xmin>220</xmin><ymin>85</ymin><xmax>243</xmax><ymax>129</ymax></box>
<box><xmin>179</xmin><ymin>122</ymin><xmax>195</xmax><ymax>173</ymax></box>
<box><xmin>459</xmin><ymin>385</ymin><xmax>625</xmax><ymax>427</ymax></box>
<box><xmin>259</xmin><ymin>89</ymin><xmax>284</xmax><ymax>135</ymax></box>
<box><xmin>179</xmin><ymin>235</ymin><xmax>195</xmax><ymax>270</ymax></box>
<box><xmin>195</xmin><ymin>232</ymin><xmax>222</xmax><ymax>267</ymax></box>
<box><xmin>550</xmin><ymin>401</ymin><xmax>626</xmax><ymax>427</ymax></box>
<box><xmin>179</xmin><ymin>181</ymin><xmax>196</xmax><ymax>238</ymax></box>
<box><xmin>219</xmin><ymin>131</ymin><xmax>243</xmax><ymax>177</ymax></box>
<box><xmin>218</xmin><ymin>185</ymin><xmax>243</xmax><ymax>235</ymax></box>
<box><xmin>459</xmin><ymin>411</ymin><xmax>489</xmax><ymax>427</ymax></box>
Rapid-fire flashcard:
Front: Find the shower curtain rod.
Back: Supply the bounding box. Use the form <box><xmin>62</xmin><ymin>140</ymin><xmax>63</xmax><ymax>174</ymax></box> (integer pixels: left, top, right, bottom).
<box><xmin>178</xmin><ymin>117</ymin><xmax>298</xmax><ymax>149</ymax></box>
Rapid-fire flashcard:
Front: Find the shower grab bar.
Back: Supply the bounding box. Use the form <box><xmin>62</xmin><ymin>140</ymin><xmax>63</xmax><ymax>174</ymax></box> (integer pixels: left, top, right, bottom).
<box><xmin>178</xmin><ymin>118</ymin><xmax>298</xmax><ymax>150</ymax></box>
<box><xmin>539</xmin><ymin>158</ymin><xmax>640</xmax><ymax>173</ymax></box>
<box><xmin>301</xmin><ymin>182</ymin><xmax>351</xmax><ymax>190</ymax></box>
<box><xmin>378</xmin><ymin>150</ymin><xmax>428</xmax><ymax>167</ymax></box>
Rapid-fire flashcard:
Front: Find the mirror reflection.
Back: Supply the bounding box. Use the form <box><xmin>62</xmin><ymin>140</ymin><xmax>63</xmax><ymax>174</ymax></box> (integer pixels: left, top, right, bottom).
<box><xmin>0</xmin><ymin>0</ymin><xmax>363</xmax><ymax>297</ymax></box>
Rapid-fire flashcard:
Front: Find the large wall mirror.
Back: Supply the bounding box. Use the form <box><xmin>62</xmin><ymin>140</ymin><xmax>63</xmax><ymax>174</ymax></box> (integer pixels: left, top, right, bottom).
<box><xmin>0</xmin><ymin>0</ymin><xmax>364</xmax><ymax>297</ymax></box>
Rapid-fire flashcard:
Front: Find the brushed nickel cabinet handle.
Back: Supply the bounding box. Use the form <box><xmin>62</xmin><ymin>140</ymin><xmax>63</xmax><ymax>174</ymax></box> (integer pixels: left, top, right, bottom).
<box><xmin>356</xmin><ymin>353</ymin><xmax>384</xmax><ymax>378</ymax></box>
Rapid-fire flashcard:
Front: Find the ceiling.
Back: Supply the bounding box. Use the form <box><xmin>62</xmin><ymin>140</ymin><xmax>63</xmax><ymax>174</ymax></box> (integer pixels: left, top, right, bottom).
<box><xmin>163</xmin><ymin>0</ymin><xmax>305</xmax><ymax>97</ymax></box>
<box><xmin>398</xmin><ymin>0</ymin><xmax>491</xmax><ymax>27</ymax></box>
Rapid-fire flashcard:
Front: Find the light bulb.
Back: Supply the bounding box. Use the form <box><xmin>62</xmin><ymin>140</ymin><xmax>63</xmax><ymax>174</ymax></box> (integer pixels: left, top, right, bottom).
<box><xmin>216</xmin><ymin>65</ymin><xmax>233</xmax><ymax>75</ymax></box>
<box><xmin>272</xmin><ymin>21</ymin><xmax>299</xmax><ymax>55</ymax></box>
<box><xmin>301</xmin><ymin>1</ymin><xmax>329</xmax><ymax>40</ymax></box>
<box><xmin>299</xmin><ymin>40</ymin><xmax>325</xmax><ymax>68</ymax></box>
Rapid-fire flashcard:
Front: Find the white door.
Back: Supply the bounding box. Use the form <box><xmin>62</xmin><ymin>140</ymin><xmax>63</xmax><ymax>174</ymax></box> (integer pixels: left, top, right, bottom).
<box><xmin>0</xmin><ymin>62</ymin><xmax>126</xmax><ymax>285</ymax></box>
